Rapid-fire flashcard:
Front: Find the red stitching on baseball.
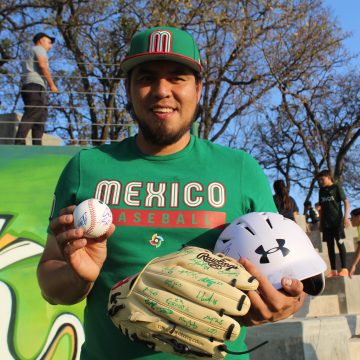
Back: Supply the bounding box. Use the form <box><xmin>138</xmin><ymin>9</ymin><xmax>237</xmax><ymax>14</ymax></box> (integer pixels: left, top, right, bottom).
<box><xmin>86</xmin><ymin>199</ymin><xmax>96</xmax><ymax>236</ymax></box>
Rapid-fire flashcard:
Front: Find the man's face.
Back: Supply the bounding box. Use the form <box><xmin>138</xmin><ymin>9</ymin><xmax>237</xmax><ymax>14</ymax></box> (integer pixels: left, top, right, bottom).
<box><xmin>126</xmin><ymin>61</ymin><xmax>202</xmax><ymax>147</ymax></box>
<box><xmin>38</xmin><ymin>37</ymin><xmax>53</xmax><ymax>51</ymax></box>
<box><xmin>317</xmin><ymin>176</ymin><xmax>332</xmax><ymax>187</ymax></box>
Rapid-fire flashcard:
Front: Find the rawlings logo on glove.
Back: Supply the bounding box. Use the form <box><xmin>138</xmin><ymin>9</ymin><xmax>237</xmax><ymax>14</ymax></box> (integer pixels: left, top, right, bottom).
<box><xmin>108</xmin><ymin>247</ymin><xmax>261</xmax><ymax>359</ymax></box>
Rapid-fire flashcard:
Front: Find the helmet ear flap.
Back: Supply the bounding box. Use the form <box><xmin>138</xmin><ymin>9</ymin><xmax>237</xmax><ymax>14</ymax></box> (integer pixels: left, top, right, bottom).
<box><xmin>301</xmin><ymin>273</ymin><xmax>325</xmax><ymax>296</ymax></box>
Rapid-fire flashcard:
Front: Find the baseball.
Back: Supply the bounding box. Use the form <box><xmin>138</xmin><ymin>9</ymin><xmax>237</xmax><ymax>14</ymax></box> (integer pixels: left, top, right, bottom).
<box><xmin>73</xmin><ymin>199</ymin><xmax>113</xmax><ymax>238</ymax></box>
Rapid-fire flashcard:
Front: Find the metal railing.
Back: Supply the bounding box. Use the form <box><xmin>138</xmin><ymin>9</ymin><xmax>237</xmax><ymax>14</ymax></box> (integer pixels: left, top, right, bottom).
<box><xmin>0</xmin><ymin>58</ymin><xmax>135</xmax><ymax>145</ymax></box>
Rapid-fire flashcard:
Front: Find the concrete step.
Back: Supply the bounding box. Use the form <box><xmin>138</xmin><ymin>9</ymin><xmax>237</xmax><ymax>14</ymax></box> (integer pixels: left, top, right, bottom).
<box><xmin>246</xmin><ymin>314</ymin><xmax>360</xmax><ymax>360</ymax></box>
<box><xmin>305</xmin><ymin>221</ymin><xmax>359</xmax><ymax>276</ymax></box>
<box><xmin>349</xmin><ymin>336</ymin><xmax>360</xmax><ymax>360</ymax></box>
<box><xmin>320</xmin><ymin>275</ymin><xmax>360</xmax><ymax>314</ymax></box>
<box><xmin>310</xmin><ymin>229</ymin><xmax>358</xmax><ymax>253</ymax></box>
<box><xmin>244</xmin><ymin>220</ymin><xmax>360</xmax><ymax>359</ymax></box>
<box><xmin>319</xmin><ymin>245</ymin><xmax>360</xmax><ymax>276</ymax></box>
<box><xmin>296</xmin><ymin>294</ymin><xmax>340</xmax><ymax>317</ymax></box>
<box><xmin>286</xmin><ymin>215</ymin><xmax>359</xmax><ymax>274</ymax></box>
<box><xmin>294</xmin><ymin>274</ymin><xmax>360</xmax><ymax>318</ymax></box>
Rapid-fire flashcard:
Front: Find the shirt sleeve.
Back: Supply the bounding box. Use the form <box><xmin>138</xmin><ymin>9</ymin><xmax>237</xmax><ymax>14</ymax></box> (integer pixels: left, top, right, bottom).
<box><xmin>33</xmin><ymin>46</ymin><xmax>48</xmax><ymax>59</ymax></box>
<box><xmin>337</xmin><ymin>184</ymin><xmax>347</xmax><ymax>201</ymax></box>
<box><xmin>240</xmin><ymin>152</ymin><xmax>277</xmax><ymax>213</ymax></box>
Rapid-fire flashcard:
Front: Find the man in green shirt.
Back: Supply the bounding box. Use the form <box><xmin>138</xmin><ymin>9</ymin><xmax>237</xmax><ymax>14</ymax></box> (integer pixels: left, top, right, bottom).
<box><xmin>37</xmin><ymin>26</ymin><xmax>305</xmax><ymax>359</ymax></box>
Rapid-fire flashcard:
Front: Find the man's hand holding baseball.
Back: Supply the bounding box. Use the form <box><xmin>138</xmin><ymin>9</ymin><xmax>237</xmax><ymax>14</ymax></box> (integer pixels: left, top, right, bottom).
<box><xmin>50</xmin><ymin>205</ymin><xmax>115</xmax><ymax>283</ymax></box>
<box><xmin>38</xmin><ymin>205</ymin><xmax>115</xmax><ymax>305</ymax></box>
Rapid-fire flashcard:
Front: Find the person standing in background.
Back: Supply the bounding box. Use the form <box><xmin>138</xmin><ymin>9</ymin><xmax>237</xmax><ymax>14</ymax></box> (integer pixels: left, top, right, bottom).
<box><xmin>15</xmin><ymin>32</ymin><xmax>58</xmax><ymax>145</ymax></box>
<box><xmin>317</xmin><ymin>169</ymin><xmax>350</xmax><ymax>278</ymax></box>
<box><xmin>304</xmin><ymin>200</ymin><xmax>319</xmax><ymax>224</ymax></box>
<box><xmin>349</xmin><ymin>208</ymin><xmax>360</xmax><ymax>277</ymax></box>
<box><xmin>273</xmin><ymin>179</ymin><xmax>299</xmax><ymax>221</ymax></box>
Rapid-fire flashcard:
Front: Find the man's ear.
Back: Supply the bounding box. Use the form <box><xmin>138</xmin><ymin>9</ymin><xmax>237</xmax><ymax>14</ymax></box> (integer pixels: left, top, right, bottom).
<box><xmin>125</xmin><ymin>79</ymin><xmax>131</xmax><ymax>102</ymax></box>
<box><xmin>196</xmin><ymin>79</ymin><xmax>203</xmax><ymax>104</ymax></box>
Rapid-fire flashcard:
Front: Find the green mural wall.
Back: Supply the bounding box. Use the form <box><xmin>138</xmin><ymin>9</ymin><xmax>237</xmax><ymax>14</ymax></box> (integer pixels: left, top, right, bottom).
<box><xmin>0</xmin><ymin>145</ymin><xmax>85</xmax><ymax>360</ymax></box>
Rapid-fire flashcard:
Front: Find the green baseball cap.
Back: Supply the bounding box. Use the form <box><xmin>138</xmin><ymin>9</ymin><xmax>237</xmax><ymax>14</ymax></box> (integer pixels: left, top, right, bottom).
<box><xmin>121</xmin><ymin>26</ymin><xmax>202</xmax><ymax>74</ymax></box>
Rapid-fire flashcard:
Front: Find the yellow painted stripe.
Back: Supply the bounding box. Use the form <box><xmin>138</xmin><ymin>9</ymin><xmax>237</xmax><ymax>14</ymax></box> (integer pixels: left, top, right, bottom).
<box><xmin>0</xmin><ymin>234</ymin><xmax>16</xmax><ymax>250</ymax></box>
<box><xmin>43</xmin><ymin>325</ymin><xmax>76</xmax><ymax>360</ymax></box>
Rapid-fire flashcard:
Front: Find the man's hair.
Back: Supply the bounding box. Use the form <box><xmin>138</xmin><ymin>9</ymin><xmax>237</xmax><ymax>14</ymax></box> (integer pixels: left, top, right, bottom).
<box><xmin>316</xmin><ymin>169</ymin><xmax>333</xmax><ymax>179</ymax></box>
<box><xmin>351</xmin><ymin>208</ymin><xmax>360</xmax><ymax>217</ymax></box>
<box><xmin>304</xmin><ymin>200</ymin><xmax>312</xmax><ymax>206</ymax></box>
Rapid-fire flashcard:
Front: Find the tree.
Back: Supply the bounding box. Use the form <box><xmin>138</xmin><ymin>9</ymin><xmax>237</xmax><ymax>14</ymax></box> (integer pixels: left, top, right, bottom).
<box><xmin>0</xmin><ymin>0</ymin><xmax>358</xmax><ymax>205</ymax></box>
<box><xmin>0</xmin><ymin>0</ymin><xmax>346</xmax><ymax>142</ymax></box>
<box><xmin>251</xmin><ymin>70</ymin><xmax>360</xmax><ymax>201</ymax></box>
<box><xmin>50</xmin><ymin>0</ymin><xmax>131</xmax><ymax>145</ymax></box>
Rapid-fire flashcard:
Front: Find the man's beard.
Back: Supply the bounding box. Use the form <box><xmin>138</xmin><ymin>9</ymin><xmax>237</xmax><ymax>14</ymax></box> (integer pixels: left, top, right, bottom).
<box><xmin>138</xmin><ymin>118</ymin><xmax>192</xmax><ymax>146</ymax></box>
<box><xmin>128</xmin><ymin>102</ymin><xmax>196</xmax><ymax>146</ymax></box>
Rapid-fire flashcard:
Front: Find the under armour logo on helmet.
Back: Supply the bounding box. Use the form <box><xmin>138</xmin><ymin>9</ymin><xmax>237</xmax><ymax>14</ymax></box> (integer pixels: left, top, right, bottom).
<box><xmin>255</xmin><ymin>239</ymin><xmax>290</xmax><ymax>264</ymax></box>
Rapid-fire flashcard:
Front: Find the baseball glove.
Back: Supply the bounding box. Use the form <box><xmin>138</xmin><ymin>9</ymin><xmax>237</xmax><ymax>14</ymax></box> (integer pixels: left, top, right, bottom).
<box><xmin>108</xmin><ymin>246</ymin><xmax>259</xmax><ymax>359</ymax></box>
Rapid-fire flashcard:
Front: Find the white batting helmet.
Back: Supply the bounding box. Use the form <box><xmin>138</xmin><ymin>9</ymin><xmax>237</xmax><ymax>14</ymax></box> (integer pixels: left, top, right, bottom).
<box><xmin>214</xmin><ymin>212</ymin><xmax>326</xmax><ymax>296</ymax></box>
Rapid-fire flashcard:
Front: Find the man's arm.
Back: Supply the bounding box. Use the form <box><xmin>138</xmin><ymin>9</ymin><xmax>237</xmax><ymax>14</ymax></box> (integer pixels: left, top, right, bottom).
<box><xmin>37</xmin><ymin>55</ymin><xmax>58</xmax><ymax>92</ymax></box>
<box><xmin>37</xmin><ymin>233</ymin><xmax>93</xmax><ymax>305</ymax></box>
<box><xmin>343</xmin><ymin>198</ymin><xmax>351</xmax><ymax>228</ymax></box>
<box><xmin>350</xmin><ymin>243</ymin><xmax>360</xmax><ymax>278</ymax></box>
<box><xmin>37</xmin><ymin>205</ymin><xmax>114</xmax><ymax>305</ymax></box>
<box><xmin>293</xmin><ymin>198</ymin><xmax>299</xmax><ymax>216</ymax></box>
<box><xmin>318</xmin><ymin>196</ymin><xmax>323</xmax><ymax>232</ymax></box>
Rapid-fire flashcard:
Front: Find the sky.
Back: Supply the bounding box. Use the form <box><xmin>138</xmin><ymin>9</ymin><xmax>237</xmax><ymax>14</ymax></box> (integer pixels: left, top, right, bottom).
<box><xmin>292</xmin><ymin>0</ymin><xmax>360</xmax><ymax>211</ymax></box>
<box><xmin>323</xmin><ymin>0</ymin><xmax>360</xmax><ymax>59</ymax></box>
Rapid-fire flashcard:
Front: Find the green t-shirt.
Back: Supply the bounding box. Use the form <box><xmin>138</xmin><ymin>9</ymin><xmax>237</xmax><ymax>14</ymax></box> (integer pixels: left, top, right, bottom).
<box><xmin>319</xmin><ymin>183</ymin><xmax>346</xmax><ymax>229</ymax></box>
<box><xmin>51</xmin><ymin>135</ymin><xmax>277</xmax><ymax>360</ymax></box>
